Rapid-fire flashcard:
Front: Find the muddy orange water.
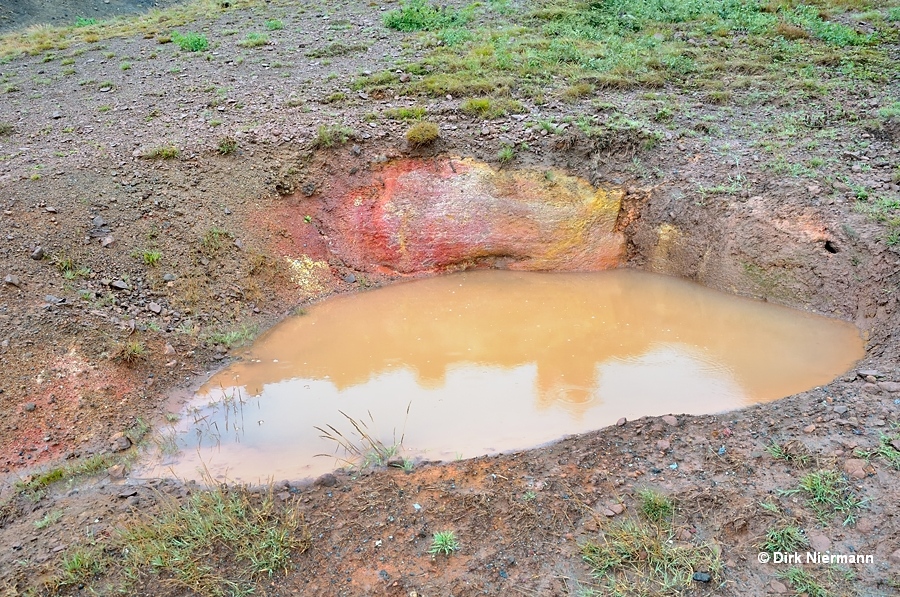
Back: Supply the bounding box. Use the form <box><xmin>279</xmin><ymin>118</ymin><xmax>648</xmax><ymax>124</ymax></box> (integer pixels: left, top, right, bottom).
<box><xmin>141</xmin><ymin>270</ymin><xmax>864</xmax><ymax>483</ymax></box>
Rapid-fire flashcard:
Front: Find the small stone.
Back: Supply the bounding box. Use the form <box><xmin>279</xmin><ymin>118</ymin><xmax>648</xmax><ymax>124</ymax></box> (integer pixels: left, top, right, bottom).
<box><xmin>163</xmin><ymin>273</ymin><xmax>177</xmax><ymax>281</ymax></box>
<box><xmin>110</xmin><ymin>434</ymin><xmax>132</xmax><ymax>452</ymax></box>
<box><xmin>314</xmin><ymin>473</ymin><xmax>337</xmax><ymax>487</ymax></box>
<box><xmin>110</xmin><ymin>280</ymin><xmax>129</xmax><ymax>290</ymax></box>
<box><xmin>889</xmin><ymin>549</ymin><xmax>900</xmax><ymax>565</ymax></box>
<box><xmin>92</xmin><ymin>215</ymin><xmax>105</xmax><ymax>228</ymax></box>
<box><xmin>583</xmin><ymin>518</ymin><xmax>598</xmax><ymax>532</ymax></box>
<box><xmin>807</xmin><ymin>532</ymin><xmax>831</xmax><ymax>552</ymax></box>
<box><xmin>662</xmin><ymin>415</ymin><xmax>678</xmax><ymax>426</ymax></box>
<box><xmin>45</xmin><ymin>206</ymin><xmax>57</xmax><ymax>213</ymax></box>
<box><xmin>855</xmin><ymin>518</ymin><xmax>875</xmax><ymax>534</ymax></box>
<box><xmin>100</xmin><ymin>235</ymin><xmax>115</xmax><ymax>248</ymax></box>
<box><xmin>23</xmin><ymin>402</ymin><xmax>36</xmax><ymax>412</ymax></box>
<box><xmin>615</xmin><ymin>417</ymin><xmax>626</xmax><ymax>426</ymax></box>
<box><xmin>601</xmin><ymin>508</ymin><xmax>616</xmax><ymax>517</ymax></box>
<box><xmin>51</xmin><ymin>111</ymin><xmax>61</xmax><ymax>119</ymax></box>
<box><xmin>834</xmin><ymin>405</ymin><xmax>848</xmax><ymax>414</ymax></box>
<box><xmin>148</xmin><ymin>302</ymin><xmax>162</xmax><ymax>314</ymax></box>
<box><xmin>3</xmin><ymin>274</ymin><xmax>21</xmax><ymax>287</ymax></box>
<box><xmin>164</xmin><ymin>343</ymin><xmax>176</xmax><ymax>355</ymax></box>
<box><xmin>843</xmin><ymin>458</ymin><xmax>869</xmax><ymax>480</ymax></box>
<box><xmin>865</xmin><ymin>375</ymin><xmax>878</xmax><ymax>384</ymax></box>
<box><xmin>350</xmin><ymin>144</ymin><xmax>362</xmax><ymax>157</ymax></box>
<box><xmin>610</xmin><ymin>503</ymin><xmax>625</xmax><ymax>514</ymax></box>
<box><xmin>692</xmin><ymin>572</ymin><xmax>711</xmax><ymax>583</ymax></box>
<box><xmin>342</xmin><ymin>273</ymin><xmax>356</xmax><ymax>284</ymax></box>
<box><xmin>656</xmin><ymin>439</ymin><xmax>671</xmax><ymax>451</ymax></box>
<box><xmin>891</xmin><ymin>439</ymin><xmax>900</xmax><ymax>452</ymax></box>
<box><xmin>857</xmin><ymin>369</ymin><xmax>881</xmax><ymax>378</ymax></box>
<box><xmin>803</xmin><ymin>424</ymin><xmax>816</xmax><ymax>433</ymax></box>
<box><xmin>117</xmin><ymin>488</ymin><xmax>138</xmax><ymax>498</ymax></box>
<box><xmin>877</xmin><ymin>381</ymin><xmax>900</xmax><ymax>393</ymax></box>
<box><xmin>769</xmin><ymin>580</ymin><xmax>788</xmax><ymax>593</ymax></box>
<box><xmin>44</xmin><ymin>295</ymin><xmax>62</xmax><ymax>304</ymax></box>
<box><xmin>107</xmin><ymin>464</ymin><xmax>126</xmax><ymax>479</ymax></box>
<box><xmin>30</xmin><ymin>247</ymin><xmax>44</xmax><ymax>260</ymax></box>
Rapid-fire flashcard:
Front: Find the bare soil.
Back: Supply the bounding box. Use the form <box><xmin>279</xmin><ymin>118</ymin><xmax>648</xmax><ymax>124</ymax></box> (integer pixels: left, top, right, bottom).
<box><xmin>0</xmin><ymin>1</ymin><xmax>899</xmax><ymax>596</ymax></box>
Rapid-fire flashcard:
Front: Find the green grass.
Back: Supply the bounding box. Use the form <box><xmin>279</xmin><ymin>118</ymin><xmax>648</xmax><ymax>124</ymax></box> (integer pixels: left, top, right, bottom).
<box><xmin>760</xmin><ymin>525</ymin><xmax>809</xmax><ymax>553</ymax></box>
<box><xmin>205</xmin><ymin>324</ymin><xmax>258</xmax><ymax>349</ymax></box>
<box><xmin>855</xmin><ymin>431</ymin><xmax>900</xmax><ymax>470</ymax></box>
<box><xmin>305</xmin><ymin>41</ymin><xmax>368</xmax><ymax>58</ymax></box>
<box><xmin>264</xmin><ymin>19</ymin><xmax>284</xmax><ymax>31</ymax></box>
<box><xmin>34</xmin><ymin>509</ymin><xmax>64</xmax><ymax>529</ymax></box>
<box><xmin>384</xmin><ymin>0</ymin><xmax>474</xmax><ymax>32</ymax></box>
<box><xmin>116</xmin><ymin>340</ymin><xmax>147</xmax><ymax>363</ymax></box>
<box><xmin>218</xmin><ymin>135</ymin><xmax>238</xmax><ymax>155</ymax></box>
<box><xmin>781</xmin><ymin>470</ymin><xmax>867</xmax><ymax>526</ymax></box>
<box><xmin>498</xmin><ymin>143</ymin><xmax>515</xmax><ymax>163</ymax></box>
<box><xmin>460</xmin><ymin>97</ymin><xmax>525</xmax><ymax>119</ymax></box>
<box><xmin>636</xmin><ymin>488</ymin><xmax>674</xmax><ymax>523</ymax></box>
<box><xmin>140</xmin><ymin>250</ymin><xmax>161</xmax><ymax>266</ymax></box>
<box><xmin>115</xmin><ymin>486</ymin><xmax>309</xmax><ymax>595</ymax></box>
<box><xmin>238</xmin><ymin>32</ymin><xmax>269</xmax><ymax>48</ymax></box>
<box><xmin>171</xmin><ymin>30</ymin><xmax>209</xmax><ymax>52</ymax></box>
<box><xmin>143</xmin><ymin>145</ymin><xmax>179</xmax><ymax>159</ymax></box>
<box><xmin>0</xmin><ymin>122</ymin><xmax>12</xmax><ymax>136</ymax></box>
<box><xmin>53</xmin><ymin>545</ymin><xmax>107</xmax><ymax>590</ymax></box>
<box><xmin>581</xmin><ymin>516</ymin><xmax>722</xmax><ymax>594</ymax></box>
<box><xmin>201</xmin><ymin>226</ymin><xmax>232</xmax><ymax>253</ymax></box>
<box><xmin>354</xmin><ymin>0</ymin><xmax>896</xmax><ymax>109</ymax></box>
<box><xmin>428</xmin><ymin>530</ymin><xmax>460</xmax><ymax>555</ymax></box>
<box><xmin>777</xmin><ymin>567</ymin><xmax>830</xmax><ymax>597</ymax></box>
<box><xmin>406</xmin><ymin>121</ymin><xmax>440</xmax><ymax>146</ymax></box>
<box><xmin>16</xmin><ymin>454</ymin><xmax>114</xmax><ymax>495</ymax></box>
<box><xmin>74</xmin><ymin>17</ymin><xmax>98</xmax><ymax>28</ymax></box>
<box><xmin>765</xmin><ymin>440</ymin><xmax>811</xmax><ymax>466</ymax></box>
<box><xmin>385</xmin><ymin>106</ymin><xmax>427</xmax><ymax>121</ymax></box>
<box><xmin>312</xmin><ymin>124</ymin><xmax>356</xmax><ymax>148</ymax></box>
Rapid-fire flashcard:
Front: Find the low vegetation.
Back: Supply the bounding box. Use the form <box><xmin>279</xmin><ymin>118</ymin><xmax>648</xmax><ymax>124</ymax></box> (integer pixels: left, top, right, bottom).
<box><xmin>405</xmin><ymin>121</ymin><xmax>440</xmax><ymax>146</ymax></box>
<box><xmin>581</xmin><ymin>488</ymin><xmax>722</xmax><ymax>594</ymax></box>
<box><xmin>428</xmin><ymin>530</ymin><xmax>460</xmax><ymax>556</ymax></box>
<box><xmin>142</xmin><ymin>145</ymin><xmax>179</xmax><ymax>160</ymax></box>
<box><xmin>312</xmin><ymin>124</ymin><xmax>355</xmax><ymax>148</ymax></box>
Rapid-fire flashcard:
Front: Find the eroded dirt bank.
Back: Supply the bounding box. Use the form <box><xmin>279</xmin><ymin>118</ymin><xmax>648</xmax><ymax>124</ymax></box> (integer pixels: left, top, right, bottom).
<box><xmin>0</xmin><ymin>0</ymin><xmax>899</xmax><ymax>595</ymax></box>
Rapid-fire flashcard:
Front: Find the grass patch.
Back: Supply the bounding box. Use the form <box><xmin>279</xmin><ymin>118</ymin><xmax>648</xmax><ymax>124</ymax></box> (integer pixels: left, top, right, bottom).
<box><xmin>384</xmin><ymin>0</ymin><xmax>474</xmax><ymax>32</ymax></box>
<box><xmin>139</xmin><ymin>249</ymin><xmax>161</xmax><ymax>266</ymax></box>
<box><xmin>171</xmin><ymin>30</ymin><xmax>209</xmax><ymax>52</ymax></box>
<box><xmin>200</xmin><ymin>226</ymin><xmax>232</xmax><ymax>254</ymax></box>
<box><xmin>115</xmin><ymin>340</ymin><xmax>147</xmax><ymax>364</ymax></box>
<box><xmin>781</xmin><ymin>469</ymin><xmax>867</xmax><ymax>526</ymax></box>
<box><xmin>113</xmin><ymin>485</ymin><xmax>309</xmax><ymax>595</ymax></box>
<box><xmin>238</xmin><ymin>32</ymin><xmax>269</xmax><ymax>48</ymax></box>
<box><xmin>16</xmin><ymin>454</ymin><xmax>114</xmax><ymax>495</ymax></box>
<box><xmin>428</xmin><ymin>530</ymin><xmax>460</xmax><ymax>556</ymax></box>
<box><xmin>760</xmin><ymin>525</ymin><xmax>809</xmax><ymax>553</ymax></box>
<box><xmin>766</xmin><ymin>440</ymin><xmax>812</xmax><ymax>466</ymax></box>
<box><xmin>581</xmin><ymin>516</ymin><xmax>721</xmax><ymax>594</ymax></box>
<box><xmin>385</xmin><ymin>105</ymin><xmax>427</xmax><ymax>121</ymax></box>
<box><xmin>0</xmin><ymin>0</ymin><xmax>260</xmax><ymax>61</ymax></box>
<box><xmin>217</xmin><ymin>135</ymin><xmax>238</xmax><ymax>155</ymax></box>
<box><xmin>460</xmin><ymin>97</ymin><xmax>525</xmax><ymax>119</ymax></box>
<box><xmin>312</xmin><ymin>124</ymin><xmax>356</xmax><ymax>148</ymax></box>
<box><xmin>406</xmin><ymin>121</ymin><xmax>440</xmax><ymax>146</ymax></box>
<box><xmin>35</xmin><ymin>509</ymin><xmax>64</xmax><ymax>529</ymax></box>
<box><xmin>143</xmin><ymin>145</ymin><xmax>179</xmax><ymax>159</ymax></box>
<box><xmin>205</xmin><ymin>324</ymin><xmax>258</xmax><ymax>348</ymax></box>
<box><xmin>636</xmin><ymin>488</ymin><xmax>674</xmax><ymax>523</ymax></box>
<box><xmin>305</xmin><ymin>41</ymin><xmax>368</xmax><ymax>58</ymax></box>
<box><xmin>855</xmin><ymin>431</ymin><xmax>900</xmax><ymax>470</ymax></box>
<box><xmin>777</xmin><ymin>567</ymin><xmax>830</xmax><ymax>597</ymax></box>
<box><xmin>264</xmin><ymin>19</ymin><xmax>284</xmax><ymax>31</ymax></box>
